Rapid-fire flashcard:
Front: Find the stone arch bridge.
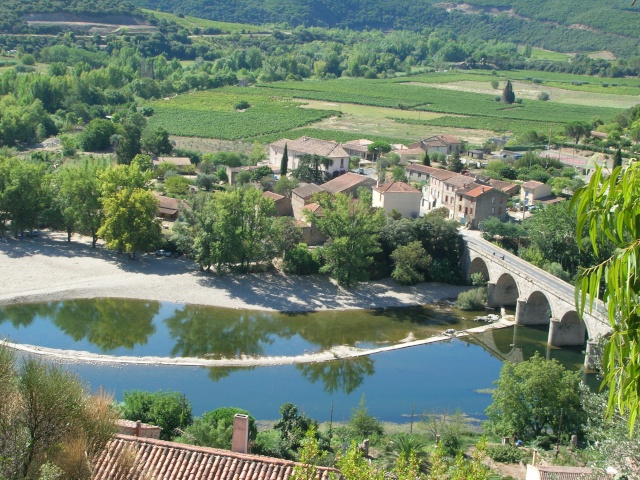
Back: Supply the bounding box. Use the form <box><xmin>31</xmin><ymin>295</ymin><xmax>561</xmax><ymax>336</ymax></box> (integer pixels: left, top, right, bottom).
<box><xmin>460</xmin><ymin>231</ymin><xmax>611</xmax><ymax>366</ymax></box>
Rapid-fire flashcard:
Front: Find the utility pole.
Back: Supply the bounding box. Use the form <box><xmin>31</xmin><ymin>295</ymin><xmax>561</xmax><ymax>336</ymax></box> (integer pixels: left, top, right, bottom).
<box><xmin>410</xmin><ymin>402</ymin><xmax>415</xmax><ymax>434</ymax></box>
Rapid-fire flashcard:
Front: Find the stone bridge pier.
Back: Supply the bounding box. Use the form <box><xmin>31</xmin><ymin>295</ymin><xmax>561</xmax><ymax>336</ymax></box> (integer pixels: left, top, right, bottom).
<box><xmin>462</xmin><ymin>234</ymin><xmax>612</xmax><ymax>367</ymax></box>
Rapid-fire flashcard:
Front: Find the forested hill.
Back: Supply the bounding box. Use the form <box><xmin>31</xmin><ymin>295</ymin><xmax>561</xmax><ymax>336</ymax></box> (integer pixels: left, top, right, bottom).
<box><xmin>0</xmin><ymin>0</ymin><xmax>140</xmax><ymax>33</ymax></box>
<box><xmin>127</xmin><ymin>0</ymin><xmax>640</xmax><ymax>56</ymax></box>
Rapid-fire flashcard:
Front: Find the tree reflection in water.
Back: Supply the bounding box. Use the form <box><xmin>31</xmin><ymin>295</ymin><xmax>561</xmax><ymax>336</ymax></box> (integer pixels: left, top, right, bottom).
<box><xmin>0</xmin><ymin>302</ymin><xmax>58</xmax><ymax>328</ymax></box>
<box><xmin>206</xmin><ymin>365</ymin><xmax>256</xmax><ymax>382</ymax></box>
<box><xmin>52</xmin><ymin>298</ymin><xmax>159</xmax><ymax>352</ymax></box>
<box><xmin>296</xmin><ymin>356</ymin><xmax>375</xmax><ymax>394</ymax></box>
<box><xmin>164</xmin><ymin>306</ymin><xmax>294</xmax><ymax>358</ymax></box>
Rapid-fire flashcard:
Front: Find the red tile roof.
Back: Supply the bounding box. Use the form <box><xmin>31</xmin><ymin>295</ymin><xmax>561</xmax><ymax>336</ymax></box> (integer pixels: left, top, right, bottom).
<box><xmin>461</xmin><ymin>185</ymin><xmax>493</xmax><ymax>198</ymax></box>
<box><xmin>94</xmin><ymin>434</ymin><xmax>337</xmax><ymax>480</ymax></box>
<box><xmin>321</xmin><ymin>172</ymin><xmax>373</xmax><ymax>194</ymax></box>
<box><xmin>530</xmin><ymin>465</ymin><xmax>602</xmax><ymax>480</ymax></box>
<box><xmin>292</xmin><ymin>183</ymin><xmax>325</xmax><ymax>200</ymax></box>
<box><xmin>263</xmin><ymin>191</ymin><xmax>285</xmax><ymax>202</ymax></box>
<box><xmin>406</xmin><ymin>164</ymin><xmax>457</xmax><ymax>181</ymax></box>
<box><xmin>374</xmin><ymin>181</ymin><xmax>420</xmax><ymax>193</ymax></box>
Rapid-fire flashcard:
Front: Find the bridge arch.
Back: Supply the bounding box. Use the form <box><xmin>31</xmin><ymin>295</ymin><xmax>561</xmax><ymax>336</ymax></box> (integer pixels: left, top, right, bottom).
<box><xmin>490</xmin><ymin>273</ymin><xmax>519</xmax><ymax>307</ymax></box>
<box><xmin>516</xmin><ymin>291</ymin><xmax>553</xmax><ymax>326</ymax></box>
<box><xmin>548</xmin><ymin>310</ymin><xmax>587</xmax><ymax>347</ymax></box>
<box><xmin>468</xmin><ymin>257</ymin><xmax>490</xmax><ymax>283</ymax></box>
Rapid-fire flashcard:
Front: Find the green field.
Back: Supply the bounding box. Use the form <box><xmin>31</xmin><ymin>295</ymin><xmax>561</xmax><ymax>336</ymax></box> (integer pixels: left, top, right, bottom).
<box><xmin>145</xmin><ymin>88</ymin><xmax>337</xmax><ymax>140</ymax></box>
<box><xmin>142</xmin><ymin>9</ymin><xmax>266</xmax><ymax>33</ymax></box>
<box><xmin>527</xmin><ymin>47</ymin><xmax>570</xmax><ymax>62</ymax></box>
<box><xmin>146</xmin><ymin>72</ymin><xmax>631</xmax><ymax>144</ymax></box>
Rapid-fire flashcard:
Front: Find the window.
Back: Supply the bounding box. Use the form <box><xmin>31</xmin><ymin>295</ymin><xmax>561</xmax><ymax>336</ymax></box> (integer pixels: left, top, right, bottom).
<box><xmin>470</xmin><ymin>208</ymin><xmax>473</xmax><ymax>215</ymax></box>
<box><xmin>465</xmin><ymin>207</ymin><xmax>468</xmax><ymax>215</ymax></box>
<box><xmin>498</xmin><ymin>207</ymin><xmax>502</xmax><ymax>214</ymax></box>
<box><xmin>340</xmin><ymin>159</ymin><xmax>344</xmax><ymax>168</ymax></box>
<box><xmin>491</xmin><ymin>207</ymin><xmax>495</xmax><ymax>214</ymax></box>
<box><xmin>499</xmin><ymin>196</ymin><xmax>504</xmax><ymax>204</ymax></box>
<box><xmin>492</xmin><ymin>196</ymin><xmax>496</xmax><ymax>204</ymax></box>
<box><xmin>458</xmin><ymin>205</ymin><xmax>462</xmax><ymax>211</ymax></box>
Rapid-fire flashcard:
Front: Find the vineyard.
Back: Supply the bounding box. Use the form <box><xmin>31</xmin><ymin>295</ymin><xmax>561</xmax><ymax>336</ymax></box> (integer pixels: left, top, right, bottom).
<box><xmin>145</xmin><ymin>89</ymin><xmax>337</xmax><ymax>140</ymax></box>
<box><xmin>140</xmin><ymin>9</ymin><xmax>265</xmax><ymax>33</ymax></box>
<box><xmin>145</xmin><ymin>73</ymin><xmax>630</xmax><ymax>144</ymax></box>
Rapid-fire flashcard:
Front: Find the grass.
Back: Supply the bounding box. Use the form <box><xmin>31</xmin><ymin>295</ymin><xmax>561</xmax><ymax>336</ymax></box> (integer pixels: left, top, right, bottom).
<box><xmin>528</xmin><ymin>47</ymin><xmax>570</xmax><ymax>62</ymax></box>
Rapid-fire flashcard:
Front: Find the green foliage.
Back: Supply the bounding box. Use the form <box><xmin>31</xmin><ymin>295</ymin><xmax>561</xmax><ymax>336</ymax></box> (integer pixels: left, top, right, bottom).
<box><xmin>422</xmin><ymin>408</ymin><xmax>470</xmax><ymax>457</ymax></box>
<box><xmin>120</xmin><ymin>389</ymin><xmax>193</xmax><ymax>440</ymax></box>
<box><xmin>141</xmin><ymin>126</ymin><xmax>173</xmax><ymax>156</ymax></box>
<box><xmin>455</xmin><ymin>288</ymin><xmax>487</xmax><ymax>311</ymax></box>
<box><xmin>78</xmin><ymin>118</ymin><xmax>116</xmax><ymax>152</ymax></box>
<box><xmin>164</xmin><ymin>175</ymin><xmax>191</xmax><ymax>196</ymax></box>
<box><xmin>175</xmin><ymin>407</ymin><xmax>257</xmax><ymax>449</ymax></box>
<box><xmin>280</xmin><ymin>144</ymin><xmax>289</xmax><ymax>176</ymax></box>
<box><xmin>470</xmin><ymin>272</ymin><xmax>486</xmax><ymax>286</ymax></box>
<box><xmin>0</xmin><ymin>156</ymin><xmax>48</xmax><ymax>234</ymax></box>
<box><xmin>485</xmin><ymin>353</ymin><xmax>585</xmax><ymax>439</ymax></box>
<box><xmin>283</xmin><ymin>243</ymin><xmax>320</xmax><ymax>275</ymax></box>
<box><xmin>486</xmin><ymin>445</ymin><xmax>525</xmax><ymax>464</ymax></box>
<box><xmin>391</xmin><ymin>241</ymin><xmax>431</xmax><ymax>285</ymax></box>
<box><xmin>0</xmin><ymin>346</ymin><xmax>116</xmax><ymax>480</ymax></box>
<box><xmin>573</xmin><ymin>162</ymin><xmax>640</xmax><ymax>432</ymax></box>
<box><xmin>235</xmin><ymin>100</ymin><xmax>250</xmax><ymax>110</ymax></box>
<box><xmin>501</xmin><ymin>80</ymin><xmax>515</xmax><ymax>104</ymax></box>
<box><xmin>447</xmin><ymin>152</ymin><xmax>463</xmax><ymax>173</ymax></box>
<box><xmin>271</xmin><ymin>402</ymin><xmax>324</xmax><ymax>460</ymax></box>
<box><xmin>348</xmin><ymin>394</ymin><xmax>383</xmax><ymax>441</ymax></box>
<box><xmin>306</xmin><ymin>191</ymin><xmax>385</xmax><ymax>287</ymax></box>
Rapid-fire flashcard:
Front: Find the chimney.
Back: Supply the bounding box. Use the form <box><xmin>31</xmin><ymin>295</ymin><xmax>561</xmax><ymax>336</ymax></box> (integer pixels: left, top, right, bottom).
<box><xmin>231</xmin><ymin>414</ymin><xmax>249</xmax><ymax>454</ymax></box>
<box><xmin>481</xmin><ymin>187</ymin><xmax>485</xmax><ymax>193</ymax></box>
<box><xmin>532</xmin><ymin>449</ymin><xmax>538</xmax><ymax>466</ymax></box>
<box><xmin>135</xmin><ymin>420</ymin><xmax>141</xmax><ymax>437</ymax></box>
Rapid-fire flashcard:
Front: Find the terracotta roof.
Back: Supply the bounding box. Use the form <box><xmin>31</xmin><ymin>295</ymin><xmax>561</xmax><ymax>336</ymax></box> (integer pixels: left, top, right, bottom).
<box><xmin>94</xmin><ymin>434</ymin><xmax>337</xmax><ymax>480</ymax></box>
<box><xmin>292</xmin><ymin>183</ymin><xmax>325</xmax><ymax>200</ymax></box>
<box><xmin>460</xmin><ymin>185</ymin><xmax>493</xmax><ymax>199</ymax></box>
<box><xmin>153</xmin><ymin>157</ymin><xmax>191</xmax><ymax>167</ymax></box>
<box><xmin>419</xmin><ymin>134</ymin><xmax>461</xmax><ymax>147</ymax></box>
<box><xmin>406</xmin><ymin>164</ymin><xmax>457</xmax><ymax>181</ymax></box>
<box><xmin>530</xmin><ymin>465</ymin><xmax>601</xmax><ymax>480</ymax></box>
<box><xmin>271</xmin><ymin>137</ymin><xmax>349</xmax><ymax>158</ymax></box>
<box><xmin>321</xmin><ymin>172</ymin><xmax>372</xmax><ymax>194</ymax></box>
<box><xmin>521</xmin><ymin>180</ymin><xmax>545</xmax><ymax>189</ymax></box>
<box><xmin>154</xmin><ymin>194</ymin><xmax>179</xmax><ymax>212</ymax></box>
<box><xmin>374</xmin><ymin>181</ymin><xmax>420</xmax><ymax>194</ymax></box>
<box><xmin>302</xmin><ymin>202</ymin><xmax>323</xmax><ymax>215</ymax></box>
<box><xmin>444</xmin><ymin>175</ymin><xmax>476</xmax><ymax>188</ymax></box>
<box><xmin>486</xmin><ymin>178</ymin><xmax>519</xmax><ymax>194</ymax></box>
<box><xmin>263</xmin><ymin>191</ymin><xmax>285</xmax><ymax>202</ymax></box>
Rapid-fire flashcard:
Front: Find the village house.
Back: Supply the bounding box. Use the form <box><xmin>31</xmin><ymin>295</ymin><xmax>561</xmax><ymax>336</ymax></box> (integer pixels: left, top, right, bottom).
<box><xmin>455</xmin><ymin>184</ymin><xmax>509</xmax><ymax>229</ymax></box>
<box><xmin>263</xmin><ymin>191</ymin><xmax>293</xmax><ymax>217</ymax></box>
<box><xmin>269</xmin><ymin>136</ymin><xmax>350</xmax><ymax>177</ymax></box>
<box><xmin>341</xmin><ymin>138</ymin><xmax>373</xmax><ymax>159</ymax></box>
<box><xmin>154</xmin><ymin>193</ymin><xmax>180</xmax><ymax>221</ymax></box>
<box><xmin>408</xmin><ymin>134</ymin><xmax>462</xmax><ymax>156</ymax></box>
<box><xmin>520</xmin><ymin>180</ymin><xmax>553</xmax><ymax>207</ymax></box>
<box><xmin>395</xmin><ymin>147</ymin><xmax>426</xmax><ymax>164</ymax></box>
<box><xmin>291</xmin><ymin>183</ymin><xmax>325</xmax><ymax>220</ymax></box>
<box><xmin>298</xmin><ymin>202</ymin><xmax>327</xmax><ymax>245</ymax></box>
<box><xmin>96</xmin><ymin>416</ymin><xmax>336</xmax><ymax>480</ymax></box>
<box><xmin>320</xmin><ymin>171</ymin><xmax>377</xmax><ymax>196</ymax></box>
<box><xmin>226</xmin><ymin>164</ymin><xmax>270</xmax><ymax>185</ymax></box>
<box><xmin>372</xmin><ymin>181</ymin><xmax>422</xmax><ymax>218</ymax></box>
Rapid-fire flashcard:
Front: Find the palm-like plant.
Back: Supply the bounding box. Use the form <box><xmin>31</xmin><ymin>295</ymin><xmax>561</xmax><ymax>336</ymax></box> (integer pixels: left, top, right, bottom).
<box><xmin>386</xmin><ymin>433</ymin><xmax>430</xmax><ymax>473</ymax></box>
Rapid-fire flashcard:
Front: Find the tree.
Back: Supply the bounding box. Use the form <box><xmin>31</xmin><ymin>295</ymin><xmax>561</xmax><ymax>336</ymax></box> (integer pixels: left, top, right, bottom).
<box><xmin>421</xmin><ymin>151</ymin><xmax>430</xmax><ymax>166</ymax></box>
<box><xmin>98</xmin><ymin>188</ymin><xmax>162</xmax><ymax>258</ymax></box>
<box><xmin>164</xmin><ymin>175</ymin><xmax>191</xmax><ymax>196</ymax></box>
<box><xmin>391</xmin><ymin>241</ymin><xmax>432</xmax><ymax>285</ymax></box>
<box><xmin>77</xmin><ymin>118</ymin><xmax>116</xmax><ymax>151</ymax></box>
<box><xmin>176</xmin><ymin>407</ymin><xmax>257</xmax><ymax>449</ymax></box>
<box><xmin>613</xmin><ymin>148</ymin><xmax>623</xmax><ymax>169</ymax></box>
<box><xmin>306</xmin><ymin>191</ymin><xmax>385</xmax><ymax>287</ymax></box>
<box><xmin>391</xmin><ymin>166</ymin><xmax>407</xmax><ymax>182</ymax></box>
<box><xmin>573</xmin><ymin>162</ymin><xmax>640</xmax><ymax>432</ymax></box>
<box><xmin>292</xmin><ymin>154</ymin><xmax>333</xmax><ymax>184</ymax></box>
<box><xmin>141</xmin><ymin>126</ymin><xmax>173</xmax><ymax>156</ymax></box>
<box><xmin>131</xmin><ymin>154</ymin><xmax>153</xmax><ymax>172</ymax></box>
<box><xmin>367</xmin><ymin>141</ymin><xmax>392</xmax><ymax>164</ymax></box>
<box><xmin>0</xmin><ymin>157</ymin><xmax>48</xmax><ymax>234</ymax></box>
<box><xmin>274</xmin><ymin>176</ymin><xmax>298</xmax><ymax>197</ymax></box>
<box><xmin>485</xmin><ymin>353</ymin><xmax>585</xmax><ymax>439</ymax></box>
<box><xmin>112</xmin><ymin>122</ymin><xmax>142</xmax><ymax>165</ymax></box>
<box><xmin>272</xmin><ymin>403</ymin><xmax>322</xmax><ymax>459</ymax></box>
<box><xmin>564</xmin><ymin>121</ymin><xmax>591</xmax><ymax>144</ymax></box>
<box><xmin>348</xmin><ymin>394</ymin><xmax>383</xmax><ymax>440</ymax></box>
<box><xmin>0</xmin><ymin>345</ymin><xmax>116</xmax><ymax>480</ymax></box>
<box><xmin>501</xmin><ymin>80</ymin><xmax>515</xmax><ymax>104</ymax></box>
<box><xmin>447</xmin><ymin>151</ymin><xmax>463</xmax><ymax>172</ymax></box>
<box><xmin>280</xmin><ymin>143</ymin><xmax>289</xmax><ymax>176</ymax></box>
<box><xmin>120</xmin><ymin>389</ymin><xmax>193</xmax><ymax>440</ymax></box>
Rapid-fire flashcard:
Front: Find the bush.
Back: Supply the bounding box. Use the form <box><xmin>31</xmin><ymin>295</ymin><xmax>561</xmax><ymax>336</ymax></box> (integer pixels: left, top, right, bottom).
<box><xmin>538</xmin><ymin>92</ymin><xmax>550</xmax><ymax>101</ymax></box>
<box><xmin>119</xmin><ymin>389</ymin><xmax>193</xmax><ymax>440</ymax></box>
<box><xmin>235</xmin><ymin>100</ymin><xmax>250</xmax><ymax>110</ymax></box>
<box><xmin>487</xmin><ymin>444</ymin><xmax>525</xmax><ymax>463</ymax></box>
<box><xmin>455</xmin><ymin>287</ymin><xmax>486</xmax><ymax>310</ymax></box>
<box><xmin>283</xmin><ymin>243</ymin><xmax>320</xmax><ymax>275</ymax></box>
<box><xmin>349</xmin><ymin>394</ymin><xmax>383</xmax><ymax>441</ymax></box>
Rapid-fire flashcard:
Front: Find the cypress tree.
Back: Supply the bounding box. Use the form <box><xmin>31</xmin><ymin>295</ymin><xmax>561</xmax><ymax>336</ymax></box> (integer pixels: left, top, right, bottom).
<box><xmin>501</xmin><ymin>80</ymin><xmax>515</xmax><ymax>104</ymax></box>
<box><xmin>613</xmin><ymin>148</ymin><xmax>623</xmax><ymax>169</ymax></box>
<box><xmin>280</xmin><ymin>144</ymin><xmax>288</xmax><ymax>176</ymax></box>
<box><xmin>422</xmin><ymin>151</ymin><xmax>430</xmax><ymax>166</ymax></box>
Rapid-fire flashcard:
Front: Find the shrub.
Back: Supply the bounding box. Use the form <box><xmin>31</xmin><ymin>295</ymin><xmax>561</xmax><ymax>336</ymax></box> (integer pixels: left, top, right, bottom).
<box><xmin>119</xmin><ymin>389</ymin><xmax>193</xmax><ymax>440</ymax></box>
<box><xmin>538</xmin><ymin>92</ymin><xmax>550</xmax><ymax>101</ymax></box>
<box><xmin>455</xmin><ymin>287</ymin><xmax>487</xmax><ymax>310</ymax></box>
<box><xmin>283</xmin><ymin>243</ymin><xmax>320</xmax><ymax>275</ymax></box>
<box><xmin>487</xmin><ymin>444</ymin><xmax>525</xmax><ymax>463</ymax></box>
<box><xmin>235</xmin><ymin>100</ymin><xmax>250</xmax><ymax>110</ymax></box>
<box><xmin>470</xmin><ymin>272</ymin><xmax>486</xmax><ymax>286</ymax></box>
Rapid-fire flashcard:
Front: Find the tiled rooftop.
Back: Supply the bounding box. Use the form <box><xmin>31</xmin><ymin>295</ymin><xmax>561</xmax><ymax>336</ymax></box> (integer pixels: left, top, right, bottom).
<box><xmin>262</xmin><ymin>191</ymin><xmax>285</xmax><ymax>201</ymax></box>
<box><xmin>271</xmin><ymin>136</ymin><xmax>349</xmax><ymax>158</ymax></box>
<box><xmin>292</xmin><ymin>183</ymin><xmax>325</xmax><ymax>200</ymax></box>
<box><xmin>374</xmin><ymin>181</ymin><xmax>420</xmax><ymax>193</ymax></box>
<box><xmin>321</xmin><ymin>172</ymin><xmax>372</xmax><ymax>194</ymax></box>
<box><xmin>94</xmin><ymin>434</ymin><xmax>337</xmax><ymax>480</ymax></box>
<box><xmin>521</xmin><ymin>180</ymin><xmax>545</xmax><ymax>189</ymax></box>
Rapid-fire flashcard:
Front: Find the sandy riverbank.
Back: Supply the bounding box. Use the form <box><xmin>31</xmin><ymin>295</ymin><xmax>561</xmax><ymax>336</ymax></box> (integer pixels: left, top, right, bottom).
<box><xmin>0</xmin><ymin>231</ymin><xmax>511</xmax><ymax>366</ymax></box>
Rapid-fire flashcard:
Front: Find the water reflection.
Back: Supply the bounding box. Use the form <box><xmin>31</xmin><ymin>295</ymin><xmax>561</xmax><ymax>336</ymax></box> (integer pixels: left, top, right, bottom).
<box><xmin>297</xmin><ymin>357</ymin><xmax>375</xmax><ymax>394</ymax></box>
<box><xmin>53</xmin><ymin>299</ymin><xmax>159</xmax><ymax>352</ymax></box>
<box><xmin>0</xmin><ymin>302</ymin><xmax>57</xmax><ymax>328</ymax></box>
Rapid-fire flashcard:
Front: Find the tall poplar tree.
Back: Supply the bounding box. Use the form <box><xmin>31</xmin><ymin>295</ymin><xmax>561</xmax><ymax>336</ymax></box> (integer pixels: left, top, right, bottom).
<box><xmin>280</xmin><ymin>143</ymin><xmax>289</xmax><ymax>176</ymax></box>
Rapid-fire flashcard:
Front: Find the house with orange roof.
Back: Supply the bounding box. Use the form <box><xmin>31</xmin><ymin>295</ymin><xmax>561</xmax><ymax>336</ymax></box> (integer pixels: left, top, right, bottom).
<box><xmin>372</xmin><ymin>181</ymin><xmax>422</xmax><ymax>218</ymax></box>
<box><xmin>320</xmin><ymin>172</ymin><xmax>376</xmax><ymax>196</ymax></box>
<box><xmin>520</xmin><ymin>180</ymin><xmax>552</xmax><ymax>207</ymax></box>
<box><xmin>455</xmin><ymin>184</ymin><xmax>509</xmax><ymax>229</ymax></box>
<box><xmin>269</xmin><ymin>137</ymin><xmax>350</xmax><ymax>178</ymax></box>
<box><xmin>263</xmin><ymin>191</ymin><xmax>293</xmax><ymax>216</ymax></box>
<box><xmin>94</xmin><ymin>434</ymin><xmax>337</xmax><ymax>480</ymax></box>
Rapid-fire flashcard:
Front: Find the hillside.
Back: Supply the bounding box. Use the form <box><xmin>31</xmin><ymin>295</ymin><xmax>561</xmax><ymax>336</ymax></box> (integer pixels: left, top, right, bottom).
<box><xmin>126</xmin><ymin>0</ymin><xmax>640</xmax><ymax>56</ymax></box>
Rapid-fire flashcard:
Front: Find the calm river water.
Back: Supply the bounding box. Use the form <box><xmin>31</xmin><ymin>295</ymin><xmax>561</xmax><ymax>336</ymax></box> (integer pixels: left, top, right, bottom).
<box><xmin>0</xmin><ymin>299</ymin><xmax>591</xmax><ymax>423</ymax></box>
